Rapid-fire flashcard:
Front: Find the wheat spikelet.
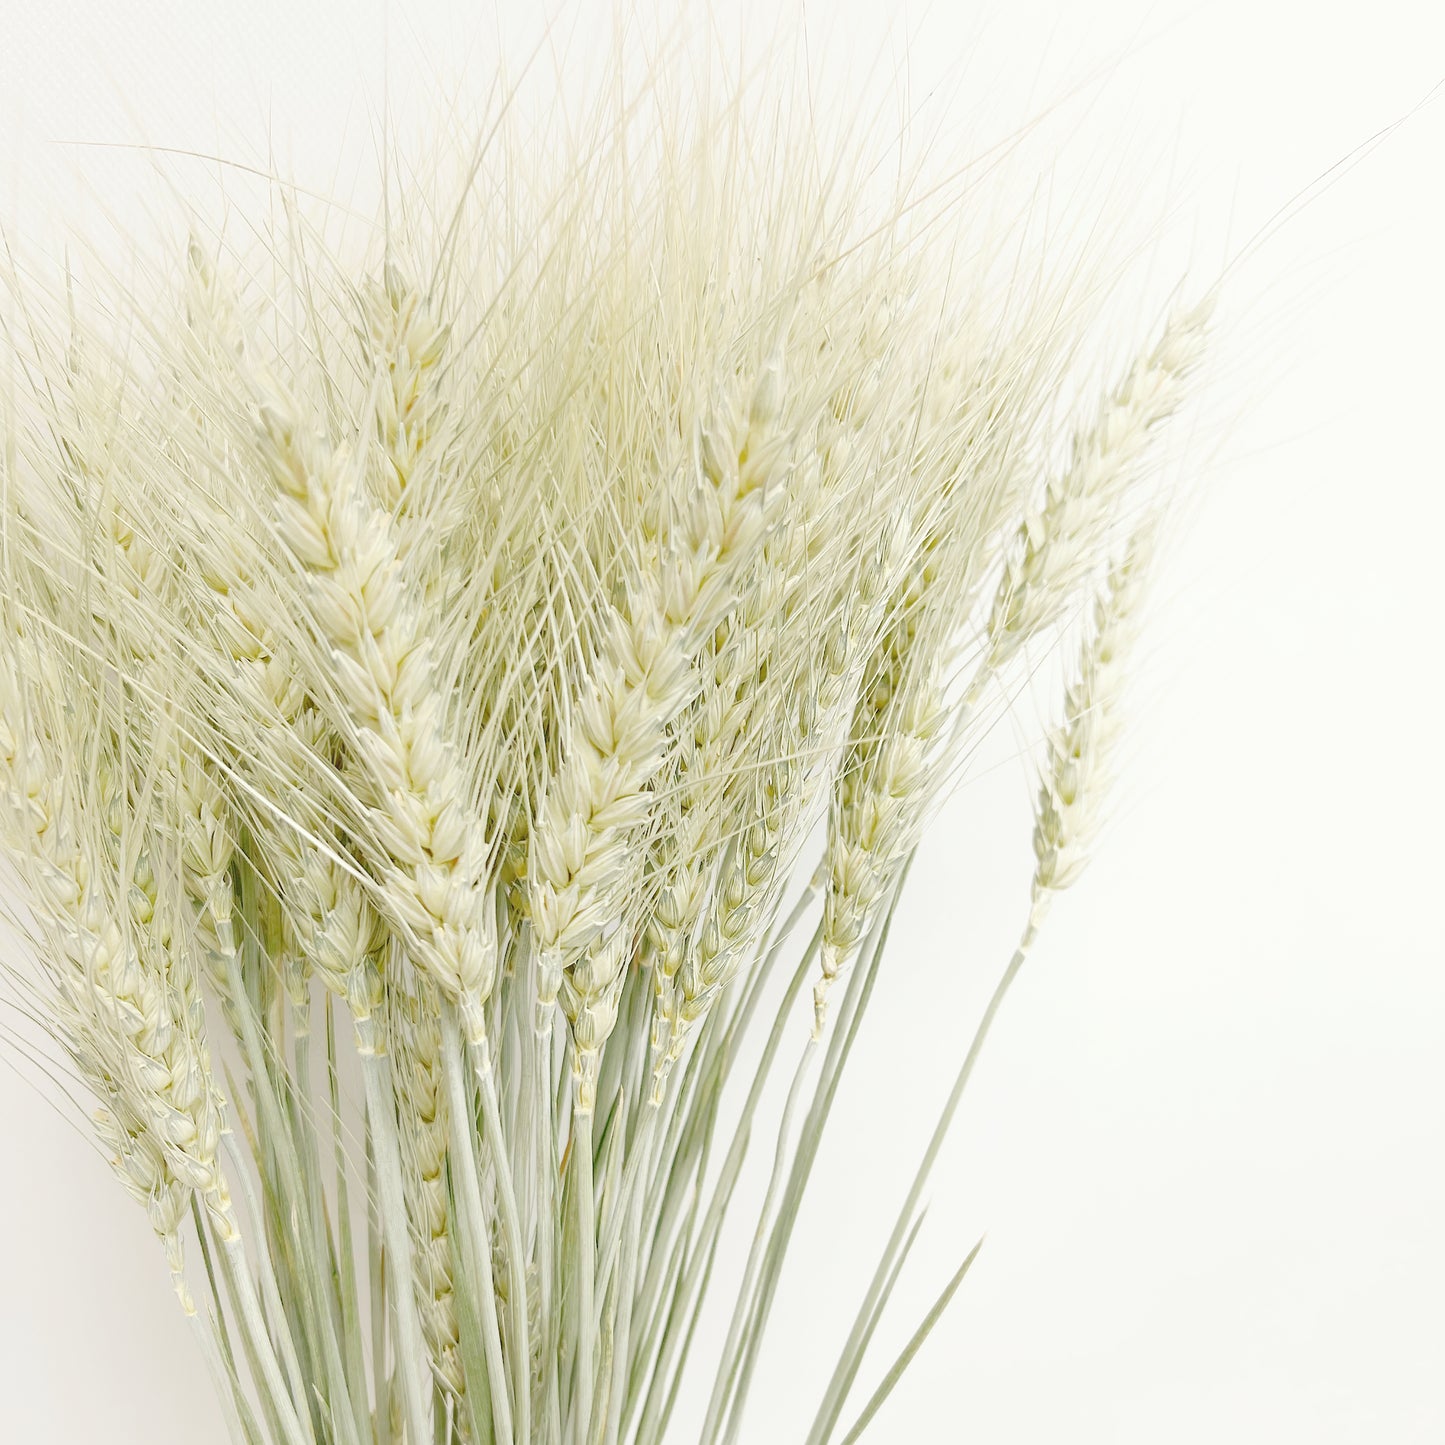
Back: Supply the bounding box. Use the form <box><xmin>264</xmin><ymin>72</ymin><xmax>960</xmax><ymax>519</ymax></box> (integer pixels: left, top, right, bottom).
<box><xmin>641</xmin><ymin>353</ymin><xmax>815</xmax><ymax>1084</ymax></box>
<box><xmin>0</xmin><ymin>634</ymin><xmax>236</xmax><ymax>1297</ymax></box>
<box><xmin>814</xmin><ymin>313</ymin><xmax>1077</xmax><ymax>1023</ymax></box>
<box><xmin>985</xmin><ymin>296</ymin><xmax>1212</xmax><ymax>673</ymax></box>
<box><xmin>390</xmin><ymin>972</ymin><xmax>467</xmax><ymax>1405</ymax></box>
<box><xmin>364</xmin><ymin>265</ymin><xmax>451</xmax><ymax>523</ymax></box>
<box><xmin>531</xmin><ymin>359</ymin><xmax>783</xmax><ymax>1111</ymax></box>
<box><xmin>1032</xmin><ymin>517</ymin><xmax>1160</xmax><ymax>909</ymax></box>
<box><xmin>251</xmin><ymin>381</ymin><xmax>497</xmax><ymax>1048</ymax></box>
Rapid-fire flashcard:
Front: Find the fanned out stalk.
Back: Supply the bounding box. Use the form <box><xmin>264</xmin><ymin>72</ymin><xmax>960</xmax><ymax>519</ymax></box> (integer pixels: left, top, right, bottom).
<box><xmin>0</xmin><ymin>41</ymin><xmax>1214</xmax><ymax>1445</ymax></box>
<box><xmin>805</xmin><ymin>518</ymin><xmax>1164</xmax><ymax>1445</ymax></box>
<box><xmin>816</xmin><ymin>292</ymin><xmax>1210</xmax><ymax>1026</ymax></box>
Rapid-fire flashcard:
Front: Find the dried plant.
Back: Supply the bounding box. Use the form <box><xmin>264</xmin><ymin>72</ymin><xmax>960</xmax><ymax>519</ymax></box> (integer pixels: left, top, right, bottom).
<box><xmin>0</xmin><ymin>43</ymin><xmax>1211</xmax><ymax>1445</ymax></box>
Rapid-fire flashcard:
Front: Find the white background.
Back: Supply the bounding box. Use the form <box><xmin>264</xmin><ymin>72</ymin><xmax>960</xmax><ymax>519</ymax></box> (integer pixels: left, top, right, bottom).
<box><xmin>2</xmin><ymin>2</ymin><xmax>1442</xmax><ymax>1441</ymax></box>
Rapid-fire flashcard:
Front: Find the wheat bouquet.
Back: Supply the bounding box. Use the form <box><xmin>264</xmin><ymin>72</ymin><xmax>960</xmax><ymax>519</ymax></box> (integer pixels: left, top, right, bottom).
<box><xmin>0</xmin><ymin>47</ymin><xmax>1210</xmax><ymax>1445</ymax></box>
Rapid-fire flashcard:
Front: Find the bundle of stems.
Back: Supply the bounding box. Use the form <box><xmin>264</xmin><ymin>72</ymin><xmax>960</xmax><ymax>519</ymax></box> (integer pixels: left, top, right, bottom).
<box><xmin>0</xmin><ymin>49</ymin><xmax>1210</xmax><ymax>1445</ymax></box>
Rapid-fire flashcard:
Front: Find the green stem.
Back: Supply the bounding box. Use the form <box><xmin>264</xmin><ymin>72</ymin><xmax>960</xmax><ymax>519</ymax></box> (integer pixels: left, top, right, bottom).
<box><xmin>293</xmin><ymin>1032</ymin><xmax>365</xmax><ymax>1445</ymax></box>
<box><xmin>632</xmin><ymin>932</ymin><xmax>818</xmax><ymax>1444</ymax></box>
<box><xmin>699</xmin><ymin>1036</ymin><xmax>819</xmax><ymax>1444</ymax></box>
<box><xmin>440</xmin><ymin>1006</ymin><xmax>515</xmax><ymax>1445</ymax></box>
<box><xmin>806</xmin><ymin>912</ymin><xmax>1041</xmax><ymax>1445</ymax></box>
<box><xmin>571</xmin><ymin>1102</ymin><xmax>597</xmax><ymax>1445</ymax></box>
<box><xmin>365</xmin><ymin>1124</ymin><xmax>392</xmax><ymax>1445</ymax></box>
<box><xmin>718</xmin><ymin>882</ymin><xmax>899</xmax><ymax>1443</ymax></box>
<box><xmin>362</xmin><ymin>1051</ymin><xmax>435</xmax><ymax>1445</ymax></box>
<box><xmin>222</xmin><ymin>1232</ymin><xmax>315</xmax><ymax>1445</ymax></box>
<box><xmin>836</xmin><ymin>1237</ymin><xmax>985</xmax><ymax>1445</ymax></box>
<box><xmin>601</xmin><ymin>1102</ymin><xmax>660</xmax><ymax>1445</ymax></box>
<box><xmin>327</xmin><ymin>996</ymin><xmax>372</xmax><ymax>1445</ymax></box>
<box><xmin>473</xmin><ymin>1033</ymin><xmax>533</xmax><ymax>1444</ymax></box>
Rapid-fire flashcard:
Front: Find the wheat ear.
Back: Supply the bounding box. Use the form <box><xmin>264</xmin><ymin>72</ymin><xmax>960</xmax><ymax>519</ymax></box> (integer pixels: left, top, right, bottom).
<box><xmin>530</xmin><ymin>360</ymin><xmax>783</xmax><ymax>1114</ymax></box>
<box><xmin>254</xmin><ymin>385</ymin><xmax>497</xmax><ymax>1045</ymax></box>
<box><xmin>984</xmin><ymin>296</ymin><xmax>1212</xmax><ymax>674</ymax></box>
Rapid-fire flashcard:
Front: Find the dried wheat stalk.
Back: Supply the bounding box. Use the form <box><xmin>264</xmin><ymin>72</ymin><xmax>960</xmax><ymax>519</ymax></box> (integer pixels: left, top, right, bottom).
<box><xmin>0</xmin><ymin>42</ymin><xmax>1212</xmax><ymax>1445</ymax></box>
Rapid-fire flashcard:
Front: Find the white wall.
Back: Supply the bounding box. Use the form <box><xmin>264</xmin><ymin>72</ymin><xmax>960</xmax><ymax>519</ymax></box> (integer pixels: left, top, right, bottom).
<box><xmin>1</xmin><ymin>2</ymin><xmax>1441</xmax><ymax>1440</ymax></box>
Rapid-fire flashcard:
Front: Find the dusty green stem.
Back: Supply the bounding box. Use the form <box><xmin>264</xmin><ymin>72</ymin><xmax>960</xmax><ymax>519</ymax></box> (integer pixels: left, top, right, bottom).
<box><xmin>441</xmin><ymin>1006</ymin><xmax>515</xmax><ymax>1445</ymax></box>
<box><xmin>571</xmin><ymin>1102</ymin><xmax>597</xmax><ymax>1445</ymax></box>
<box><xmin>361</xmin><ymin>1051</ymin><xmax>435</xmax><ymax>1445</ymax></box>
<box><xmin>806</xmin><ymin>909</ymin><xmax>1043</xmax><ymax>1445</ymax></box>
<box><xmin>473</xmin><ymin>1033</ymin><xmax>533</xmax><ymax>1443</ymax></box>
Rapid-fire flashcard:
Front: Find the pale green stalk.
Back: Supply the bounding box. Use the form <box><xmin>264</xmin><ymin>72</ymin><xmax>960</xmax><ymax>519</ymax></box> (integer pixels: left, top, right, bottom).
<box><xmin>208</xmin><ymin>1206</ymin><xmax>292</xmax><ymax>1445</ymax></box>
<box><xmin>220</xmin><ymin>1131</ymin><xmax>316</xmax><ymax>1444</ymax></box>
<box><xmin>699</xmin><ymin>1034</ymin><xmax>820</xmax><ymax>1443</ymax></box>
<box><xmin>361</xmin><ymin>1052</ymin><xmax>435</xmax><ymax>1445</ymax></box>
<box><xmin>715</xmin><ymin>879</ymin><xmax>903</xmax><ymax>1444</ymax></box>
<box><xmin>571</xmin><ymin>1104</ymin><xmax>597</xmax><ymax>1445</ymax></box>
<box><xmin>836</xmin><ymin>1237</ymin><xmax>986</xmax><ymax>1445</ymax></box>
<box><xmin>325</xmin><ymin>997</ymin><xmax>373</xmax><ymax>1445</ymax></box>
<box><xmin>188</xmin><ymin>1273</ymin><xmax>254</xmax><ymax>1445</ymax></box>
<box><xmin>285</xmin><ymin>1026</ymin><xmax>364</xmax><ymax>1445</ymax></box>
<box><xmin>440</xmin><ymin>1004</ymin><xmax>515</xmax><ymax>1445</ymax></box>
<box><xmin>472</xmin><ymin>1036</ymin><xmax>533</xmax><ymax>1442</ymax></box>
<box><xmin>221</xmin><ymin>1231</ymin><xmax>315</xmax><ymax>1445</ymax></box>
<box><xmin>805</xmin><ymin>909</ymin><xmax>1044</xmax><ymax>1445</ymax></box>
<box><xmin>632</xmin><ymin>924</ymin><xmax>820</xmax><ymax>1444</ymax></box>
<box><xmin>191</xmin><ymin>1195</ymin><xmax>262</xmax><ymax>1445</ymax></box>
<box><xmin>217</xmin><ymin>953</ymin><xmax>319</xmax><ymax>1444</ymax></box>
<box><xmin>602</xmin><ymin>1121</ymin><xmax>653</xmax><ymax>1445</ymax></box>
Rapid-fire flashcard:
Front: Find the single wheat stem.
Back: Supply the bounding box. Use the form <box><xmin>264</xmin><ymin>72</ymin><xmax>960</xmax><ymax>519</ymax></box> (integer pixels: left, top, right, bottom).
<box><xmin>219</xmin><ymin>1228</ymin><xmax>317</xmax><ymax>1445</ymax></box>
<box><xmin>187</xmin><ymin>1297</ymin><xmax>254</xmax><ymax>1445</ymax></box>
<box><xmin>288</xmin><ymin>1034</ymin><xmax>367</xmax><ymax>1445</ymax></box>
<box><xmin>204</xmin><ymin>1201</ymin><xmax>282</xmax><ymax>1445</ymax></box>
<box><xmin>601</xmin><ymin>1111</ymin><xmax>656</xmax><ymax>1445</ymax></box>
<box><xmin>570</xmin><ymin>1104</ymin><xmax>598</xmax><ymax>1445</ymax></box>
<box><xmin>187</xmin><ymin>1194</ymin><xmax>252</xmax><ymax>1439</ymax></box>
<box><xmin>532</xmin><ymin>985</ymin><xmax>565</xmax><ymax>1445</ymax></box>
<box><xmin>221</xmin><ymin>1130</ymin><xmax>318</xmax><ymax>1445</ymax></box>
<box><xmin>835</xmin><ymin>1236</ymin><xmax>985</xmax><ymax>1445</ymax></box>
<box><xmin>471</xmin><ymin>1034</ymin><xmax>533</xmax><ymax>1443</ymax></box>
<box><xmin>804</xmin><ymin>914</ymin><xmax>1039</xmax><ymax>1445</ymax></box>
<box><xmin>361</xmin><ymin>1052</ymin><xmax>436</xmax><ymax>1445</ymax></box>
<box><xmin>440</xmin><ymin>1004</ymin><xmax>515</xmax><ymax>1445</ymax></box>
<box><xmin>699</xmin><ymin>1032</ymin><xmax>820</xmax><ymax>1444</ymax></box>
<box><xmin>719</xmin><ymin>878</ymin><xmax>904</xmax><ymax>1442</ymax></box>
<box><xmin>595</xmin><ymin>1094</ymin><xmax>661</xmax><ymax>1303</ymax></box>
<box><xmin>325</xmin><ymin>1002</ymin><xmax>376</xmax><ymax>1445</ymax></box>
